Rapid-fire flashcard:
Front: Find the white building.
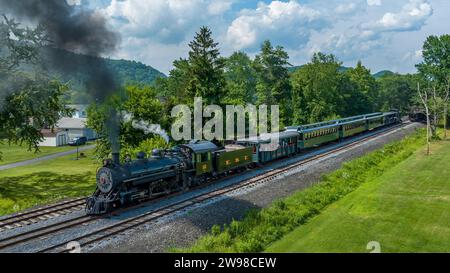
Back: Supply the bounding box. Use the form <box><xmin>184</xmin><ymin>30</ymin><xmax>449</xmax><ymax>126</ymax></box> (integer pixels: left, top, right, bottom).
<box><xmin>39</xmin><ymin>129</ymin><xmax>69</xmax><ymax>147</ymax></box>
<box><xmin>39</xmin><ymin>104</ymin><xmax>97</xmax><ymax>146</ymax></box>
<box><xmin>56</xmin><ymin>117</ymin><xmax>97</xmax><ymax>140</ymax></box>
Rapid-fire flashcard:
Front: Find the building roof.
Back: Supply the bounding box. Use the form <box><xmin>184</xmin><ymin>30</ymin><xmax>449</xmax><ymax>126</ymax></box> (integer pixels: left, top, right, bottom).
<box><xmin>339</xmin><ymin>118</ymin><xmax>367</xmax><ymax>126</ymax></box>
<box><xmin>237</xmin><ymin>131</ymin><xmax>299</xmax><ymax>144</ymax></box>
<box><xmin>41</xmin><ymin>129</ymin><xmax>65</xmax><ymax>138</ymax></box>
<box><xmin>179</xmin><ymin>141</ymin><xmax>219</xmax><ymax>153</ymax></box>
<box><xmin>56</xmin><ymin>117</ymin><xmax>87</xmax><ymax>129</ymax></box>
<box><xmin>300</xmin><ymin>123</ymin><xmax>341</xmax><ymax>133</ymax></box>
<box><xmin>286</xmin><ymin>112</ymin><xmax>384</xmax><ymax>132</ymax></box>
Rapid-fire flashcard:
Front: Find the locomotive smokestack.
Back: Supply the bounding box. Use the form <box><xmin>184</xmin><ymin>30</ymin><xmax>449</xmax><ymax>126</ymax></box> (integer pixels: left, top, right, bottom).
<box><xmin>112</xmin><ymin>152</ymin><xmax>120</xmax><ymax>165</ymax></box>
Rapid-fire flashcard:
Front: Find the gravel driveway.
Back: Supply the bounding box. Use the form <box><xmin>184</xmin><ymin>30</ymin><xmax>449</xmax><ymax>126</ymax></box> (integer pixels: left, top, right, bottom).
<box><xmin>90</xmin><ymin>123</ymin><xmax>423</xmax><ymax>253</ymax></box>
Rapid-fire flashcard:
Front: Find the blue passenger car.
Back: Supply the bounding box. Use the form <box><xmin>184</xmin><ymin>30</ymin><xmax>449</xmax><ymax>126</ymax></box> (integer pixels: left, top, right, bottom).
<box><xmin>237</xmin><ymin>131</ymin><xmax>299</xmax><ymax>164</ymax></box>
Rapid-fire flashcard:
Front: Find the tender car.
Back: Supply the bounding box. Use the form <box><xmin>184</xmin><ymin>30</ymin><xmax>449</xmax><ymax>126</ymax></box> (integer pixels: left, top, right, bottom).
<box><xmin>68</xmin><ymin>136</ymin><xmax>87</xmax><ymax>146</ymax></box>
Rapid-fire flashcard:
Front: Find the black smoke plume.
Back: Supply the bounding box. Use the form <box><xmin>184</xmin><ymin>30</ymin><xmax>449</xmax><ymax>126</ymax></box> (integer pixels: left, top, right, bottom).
<box><xmin>0</xmin><ymin>0</ymin><xmax>122</xmax><ymax>153</ymax></box>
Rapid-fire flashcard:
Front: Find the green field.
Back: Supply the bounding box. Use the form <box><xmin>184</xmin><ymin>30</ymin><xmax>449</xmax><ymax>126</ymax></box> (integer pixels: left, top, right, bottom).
<box><xmin>0</xmin><ymin>142</ymin><xmax>78</xmax><ymax>166</ymax></box>
<box><xmin>267</xmin><ymin>139</ymin><xmax>450</xmax><ymax>253</ymax></box>
<box><xmin>0</xmin><ymin>149</ymin><xmax>98</xmax><ymax>216</ymax></box>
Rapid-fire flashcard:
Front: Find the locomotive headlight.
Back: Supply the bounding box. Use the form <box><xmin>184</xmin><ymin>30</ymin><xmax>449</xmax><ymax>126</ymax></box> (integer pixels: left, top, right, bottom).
<box><xmin>97</xmin><ymin>167</ymin><xmax>115</xmax><ymax>193</ymax></box>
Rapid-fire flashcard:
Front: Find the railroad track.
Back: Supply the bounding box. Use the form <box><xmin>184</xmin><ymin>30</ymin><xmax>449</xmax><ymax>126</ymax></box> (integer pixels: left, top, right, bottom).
<box><xmin>0</xmin><ymin>197</ymin><xmax>86</xmax><ymax>232</ymax></box>
<box><xmin>0</xmin><ymin>215</ymin><xmax>97</xmax><ymax>250</ymax></box>
<box><xmin>36</xmin><ymin>122</ymin><xmax>410</xmax><ymax>253</ymax></box>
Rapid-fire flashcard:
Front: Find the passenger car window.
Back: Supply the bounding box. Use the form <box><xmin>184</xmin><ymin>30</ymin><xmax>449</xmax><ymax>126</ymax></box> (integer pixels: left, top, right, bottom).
<box><xmin>200</xmin><ymin>153</ymin><xmax>208</xmax><ymax>162</ymax></box>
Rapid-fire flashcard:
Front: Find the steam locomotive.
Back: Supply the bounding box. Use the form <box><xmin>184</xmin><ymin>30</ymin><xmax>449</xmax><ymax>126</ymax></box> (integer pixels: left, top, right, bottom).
<box><xmin>86</xmin><ymin>111</ymin><xmax>400</xmax><ymax>215</ymax></box>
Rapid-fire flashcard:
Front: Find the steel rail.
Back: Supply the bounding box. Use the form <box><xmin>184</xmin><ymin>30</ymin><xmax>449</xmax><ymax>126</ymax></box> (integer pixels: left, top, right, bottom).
<box><xmin>0</xmin><ymin>198</ymin><xmax>86</xmax><ymax>231</ymax></box>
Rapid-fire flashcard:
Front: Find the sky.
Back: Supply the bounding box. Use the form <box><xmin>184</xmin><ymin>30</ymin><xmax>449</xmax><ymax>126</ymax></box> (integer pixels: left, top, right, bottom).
<box><xmin>77</xmin><ymin>0</ymin><xmax>449</xmax><ymax>74</ymax></box>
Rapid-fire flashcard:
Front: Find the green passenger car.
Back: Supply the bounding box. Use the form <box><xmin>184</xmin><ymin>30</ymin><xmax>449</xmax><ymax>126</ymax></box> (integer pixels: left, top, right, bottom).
<box><xmin>367</xmin><ymin>116</ymin><xmax>384</xmax><ymax>130</ymax></box>
<box><xmin>214</xmin><ymin>145</ymin><xmax>253</xmax><ymax>174</ymax></box>
<box><xmin>300</xmin><ymin>125</ymin><xmax>340</xmax><ymax>148</ymax></box>
<box><xmin>340</xmin><ymin>120</ymin><xmax>367</xmax><ymax>138</ymax></box>
<box><xmin>236</xmin><ymin>131</ymin><xmax>299</xmax><ymax>164</ymax></box>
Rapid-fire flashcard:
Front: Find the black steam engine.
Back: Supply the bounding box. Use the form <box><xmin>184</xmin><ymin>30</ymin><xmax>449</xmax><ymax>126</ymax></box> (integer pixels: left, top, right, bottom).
<box><xmin>86</xmin><ymin>149</ymin><xmax>192</xmax><ymax>214</ymax></box>
<box><xmin>86</xmin><ymin>139</ymin><xmax>255</xmax><ymax>215</ymax></box>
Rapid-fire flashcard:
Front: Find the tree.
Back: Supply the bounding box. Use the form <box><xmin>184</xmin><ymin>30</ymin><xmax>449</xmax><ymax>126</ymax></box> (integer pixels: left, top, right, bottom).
<box><xmin>291</xmin><ymin>53</ymin><xmax>361</xmax><ymax>124</ymax></box>
<box><xmin>155</xmin><ymin>58</ymin><xmax>192</xmax><ymax>104</ymax></box>
<box><xmin>87</xmin><ymin>85</ymin><xmax>166</xmax><ymax>159</ymax></box>
<box><xmin>416</xmin><ymin>35</ymin><xmax>450</xmax><ymax>137</ymax></box>
<box><xmin>444</xmin><ymin>78</ymin><xmax>449</xmax><ymax>139</ymax></box>
<box><xmin>223</xmin><ymin>51</ymin><xmax>257</xmax><ymax>105</ymax></box>
<box><xmin>186</xmin><ymin>26</ymin><xmax>226</xmax><ymax>106</ymax></box>
<box><xmin>416</xmin><ymin>35</ymin><xmax>450</xmax><ymax>85</ymax></box>
<box><xmin>346</xmin><ymin>61</ymin><xmax>378</xmax><ymax>112</ymax></box>
<box><xmin>0</xmin><ymin>16</ymin><xmax>70</xmax><ymax>159</ymax></box>
<box><xmin>377</xmin><ymin>73</ymin><xmax>416</xmax><ymax>115</ymax></box>
<box><xmin>253</xmin><ymin>40</ymin><xmax>292</xmax><ymax>127</ymax></box>
<box><xmin>417</xmin><ymin>83</ymin><xmax>432</xmax><ymax>155</ymax></box>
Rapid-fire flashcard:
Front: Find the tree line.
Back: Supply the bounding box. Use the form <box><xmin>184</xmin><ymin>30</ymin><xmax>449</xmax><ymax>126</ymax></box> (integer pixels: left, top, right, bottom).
<box><xmin>155</xmin><ymin>27</ymin><xmax>422</xmax><ymax>126</ymax></box>
<box><xmin>88</xmin><ymin>27</ymin><xmax>450</xmax><ymax>158</ymax></box>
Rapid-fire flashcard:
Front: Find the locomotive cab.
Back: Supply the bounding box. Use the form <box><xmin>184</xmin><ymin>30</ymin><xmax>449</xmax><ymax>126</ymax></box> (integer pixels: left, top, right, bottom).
<box><xmin>179</xmin><ymin>141</ymin><xmax>218</xmax><ymax>177</ymax></box>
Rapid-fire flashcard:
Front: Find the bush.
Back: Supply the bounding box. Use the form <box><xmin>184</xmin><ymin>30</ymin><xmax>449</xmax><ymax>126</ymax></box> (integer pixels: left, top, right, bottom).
<box><xmin>121</xmin><ymin>136</ymin><xmax>171</xmax><ymax>160</ymax></box>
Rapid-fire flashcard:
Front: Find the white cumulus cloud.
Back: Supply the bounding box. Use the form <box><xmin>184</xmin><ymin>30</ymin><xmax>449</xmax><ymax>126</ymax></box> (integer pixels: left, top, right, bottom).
<box><xmin>368</xmin><ymin>0</ymin><xmax>433</xmax><ymax>32</ymax></box>
<box><xmin>306</xmin><ymin>28</ymin><xmax>383</xmax><ymax>62</ymax></box>
<box><xmin>207</xmin><ymin>1</ymin><xmax>233</xmax><ymax>15</ymax></box>
<box><xmin>336</xmin><ymin>3</ymin><xmax>358</xmax><ymax>15</ymax></box>
<box><xmin>103</xmin><ymin>0</ymin><xmax>226</xmax><ymax>44</ymax></box>
<box><xmin>367</xmin><ymin>0</ymin><xmax>381</xmax><ymax>6</ymax></box>
<box><xmin>226</xmin><ymin>0</ymin><xmax>326</xmax><ymax>50</ymax></box>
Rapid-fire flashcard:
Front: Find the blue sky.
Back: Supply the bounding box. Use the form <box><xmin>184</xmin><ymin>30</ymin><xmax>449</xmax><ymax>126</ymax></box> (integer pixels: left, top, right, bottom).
<box><xmin>80</xmin><ymin>0</ymin><xmax>449</xmax><ymax>74</ymax></box>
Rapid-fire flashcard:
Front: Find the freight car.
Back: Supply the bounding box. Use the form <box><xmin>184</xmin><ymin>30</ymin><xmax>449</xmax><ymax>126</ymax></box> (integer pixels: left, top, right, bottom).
<box><xmin>86</xmin><ymin>111</ymin><xmax>401</xmax><ymax>215</ymax></box>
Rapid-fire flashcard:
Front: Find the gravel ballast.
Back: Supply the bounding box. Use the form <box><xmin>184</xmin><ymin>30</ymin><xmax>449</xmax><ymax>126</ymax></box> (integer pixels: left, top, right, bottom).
<box><xmin>90</xmin><ymin>123</ymin><xmax>423</xmax><ymax>253</ymax></box>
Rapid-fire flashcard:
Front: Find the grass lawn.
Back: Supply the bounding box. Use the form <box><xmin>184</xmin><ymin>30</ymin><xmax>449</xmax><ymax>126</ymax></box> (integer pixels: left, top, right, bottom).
<box><xmin>266</xmin><ymin>139</ymin><xmax>450</xmax><ymax>253</ymax></box>
<box><xmin>0</xmin><ymin>149</ymin><xmax>99</xmax><ymax>216</ymax></box>
<box><xmin>0</xmin><ymin>142</ymin><xmax>79</xmax><ymax>166</ymax></box>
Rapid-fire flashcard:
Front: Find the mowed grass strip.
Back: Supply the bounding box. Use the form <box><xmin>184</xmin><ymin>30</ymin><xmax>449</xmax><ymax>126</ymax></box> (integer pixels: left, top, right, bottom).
<box><xmin>0</xmin><ymin>142</ymin><xmax>78</xmax><ymax>166</ymax></box>
<box><xmin>0</xmin><ymin>149</ymin><xmax>98</xmax><ymax>216</ymax></box>
<box><xmin>266</xmin><ymin>138</ymin><xmax>450</xmax><ymax>253</ymax></box>
<box><xmin>176</xmin><ymin>129</ymin><xmax>426</xmax><ymax>253</ymax></box>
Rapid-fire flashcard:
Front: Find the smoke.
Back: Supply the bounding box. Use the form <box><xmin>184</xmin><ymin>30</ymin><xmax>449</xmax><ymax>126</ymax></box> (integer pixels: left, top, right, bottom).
<box><xmin>0</xmin><ymin>1</ymin><xmax>119</xmax><ymax>56</ymax></box>
<box><xmin>122</xmin><ymin>111</ymin><xmax>170</xmax><ymax>143</ymax></box>
<box><xmin>0</xmin><ymin>0</ymin><xmax>122</xmax><ymax>152</ymax></box>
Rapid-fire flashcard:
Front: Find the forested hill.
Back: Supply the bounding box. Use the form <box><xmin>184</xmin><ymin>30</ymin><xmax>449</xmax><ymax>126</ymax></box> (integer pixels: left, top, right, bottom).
<box><xmin>288</xmin><ymin>65</ymin><xmax>394</xmax><ymax>78</ymax></box>
<box><xmin>373</xmin><ymin>70</ymin><xmax>395</xmax><ymax>79</ymax></box>
<box><xmin>42</xmin><ymin>49</ymin><xmax>166</xmax><ymax>103</ymax></box>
